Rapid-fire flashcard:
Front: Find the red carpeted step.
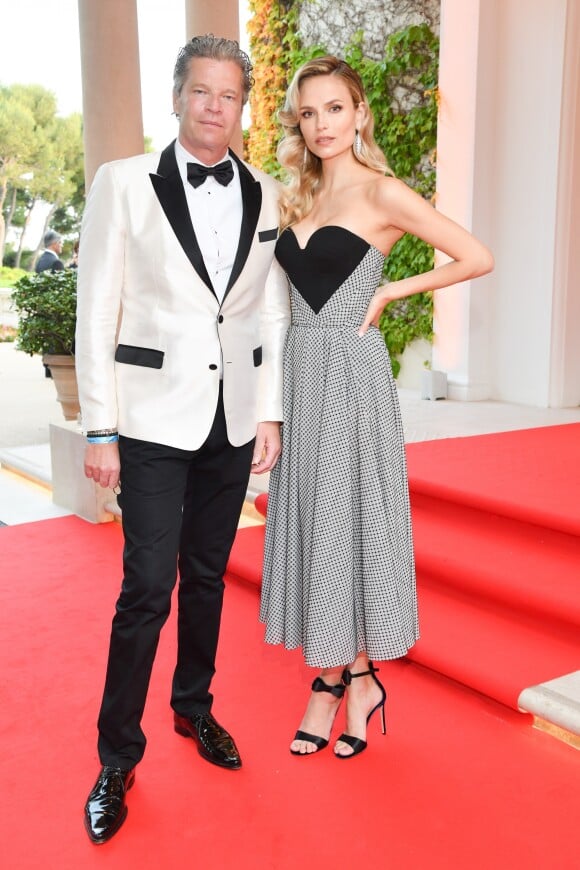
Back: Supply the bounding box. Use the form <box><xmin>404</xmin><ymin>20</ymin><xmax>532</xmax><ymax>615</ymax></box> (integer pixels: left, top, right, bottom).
<box><xmin>232</xmin><ymin>494</ymin><xmax>580</xmax><ymax>634</ymax></box>
<box><xmin>254</xmin><ymin>492</ymin><xmax>268</xmax><ymax>517</ymax></box>
<box><xmin>408</xmin><ymin>583</ymin><xmax>580</xmax><ymax>710</ymax></box>
<box><xmin>406</xmin><ymin>424</ymin><xmax>580</xmax><ymax>536</ymax></box>
<box><xmin>411</xmin><ymin>493</ymin><xmax>580</xmax><ymax>628</ymax></box>
<box><xmin>226</xmin><ymin>424</ymin><xmax>580</xmax><ymax>714</ymax></box>
<box><xmin>226</xmin><ymin>520</ymin><xmax>580</xmax><ymax>711</ymax></box>
<box><xmin>226</xmin><ymin>523</ymin><xmax>265</xmax><ymax>588</ymax></box>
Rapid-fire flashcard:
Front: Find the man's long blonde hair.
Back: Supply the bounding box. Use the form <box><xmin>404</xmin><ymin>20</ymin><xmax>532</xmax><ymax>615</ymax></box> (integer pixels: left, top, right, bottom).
<box><xmin>277</xmin><ymin>56</ymin><xmax>392</xmax><ymax>229</ymax></box>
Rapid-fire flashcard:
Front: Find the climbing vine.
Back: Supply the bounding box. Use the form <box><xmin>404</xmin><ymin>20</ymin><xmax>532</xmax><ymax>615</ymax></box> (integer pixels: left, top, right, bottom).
<box><xmin>246</xmin><ymin>4</ymin><xmax>439</xmax><ymax>376</ymax></box>
<box><xmin>246</xmin><ymin>1</ymin><xmax>297</xmax><ymax>174</ymax></box>
<box><xmin>346</xmin><ymin>27</ymin><xmax>439</xmax><ymax>375</ymax></box>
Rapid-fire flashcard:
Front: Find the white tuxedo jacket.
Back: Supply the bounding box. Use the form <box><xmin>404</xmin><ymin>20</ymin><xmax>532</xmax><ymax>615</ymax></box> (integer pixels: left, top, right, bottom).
<box><xmin>76</xmin><ymin>144</ymin><xmax>290</xmax><ymax>450</ymax></box>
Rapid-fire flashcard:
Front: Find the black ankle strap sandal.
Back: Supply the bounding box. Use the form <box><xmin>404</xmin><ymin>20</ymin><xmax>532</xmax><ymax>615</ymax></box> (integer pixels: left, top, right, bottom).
<box><xmin>340</xmin><ymin>661</ymin><xmax>380</xmax><ymax>685</ymax></box>
<box><xmin>311</xmin><ymin>676</ymin><xmax>346</xmax><ymax>697</ymax></box>
<box><xmin>335</xmin><ymin>661</ymin><xmax>387</xmax><ymax>759</ymax></box>
<box><xmin>290</xmin><ymin>677</ymin><xmax>346</xmax><ymax>756</ymax></box>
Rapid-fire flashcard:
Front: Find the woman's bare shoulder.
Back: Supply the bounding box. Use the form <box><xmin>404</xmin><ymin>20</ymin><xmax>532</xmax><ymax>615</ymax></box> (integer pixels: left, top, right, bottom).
<box><xmin>372</xmin><ymin>174</ymin><xmax>417</xmax><ymax>203</ymax></box>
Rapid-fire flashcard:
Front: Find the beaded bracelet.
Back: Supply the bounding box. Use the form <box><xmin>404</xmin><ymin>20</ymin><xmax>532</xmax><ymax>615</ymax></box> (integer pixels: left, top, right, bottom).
<box><xmin>86</xmin><ymin>428</ymin><xmax>118</xmax><ymax>437</ymax></box>
<box><xmin>87</xmin><ymin>434</ymin><xmax>119</xmax><ymax>444</ymax></box>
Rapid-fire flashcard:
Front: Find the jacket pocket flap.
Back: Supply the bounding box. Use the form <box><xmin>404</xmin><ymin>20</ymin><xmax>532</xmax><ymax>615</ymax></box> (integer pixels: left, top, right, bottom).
<box><xmin>115</xmin><ymin>344</ymin><xmax>164</xmax><ymax>369</ymax></box>
<box><xmin>258</xmin><ymin>228</ymin><xmax>278</xmax><ymax>242</ymax></box>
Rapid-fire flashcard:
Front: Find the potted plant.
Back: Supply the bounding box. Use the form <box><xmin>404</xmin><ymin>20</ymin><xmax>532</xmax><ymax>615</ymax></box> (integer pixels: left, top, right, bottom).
<box><xmin>11</xmin><ymin>269</ymin><xmax>80</xmax><ymax>420</ymax></box>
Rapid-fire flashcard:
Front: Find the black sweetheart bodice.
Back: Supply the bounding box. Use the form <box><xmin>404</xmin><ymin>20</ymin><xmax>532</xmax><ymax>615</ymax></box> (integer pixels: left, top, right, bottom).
<box><xmin>275</xmin><ymin>226</ymin><xmax>373</xmax><ymax>314</ymax></box>
<box><xmin>275</xmin><ymin>226</ymin><xmax>385</xmax><ymax>320</ymax></box>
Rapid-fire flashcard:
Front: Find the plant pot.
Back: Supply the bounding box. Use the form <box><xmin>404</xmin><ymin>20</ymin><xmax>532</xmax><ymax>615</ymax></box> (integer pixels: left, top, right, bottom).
<box><xmin>421</xmin><ymin>368</ymin><xmax>448</xmax><ymax>401</ymax></box>
<box><xmin>42</xmin><ymin>353</ymin><xmax>80</xmax><ymax>421</ymax></box>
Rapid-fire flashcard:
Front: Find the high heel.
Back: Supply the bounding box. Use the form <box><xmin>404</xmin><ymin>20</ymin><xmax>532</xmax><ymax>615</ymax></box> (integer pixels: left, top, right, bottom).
<box><xmin>290</xmin><ymin>676</ymin><xmax>346</xmax><ymax>756</ymax></box>
<box><xmin>335</xmin><ymin>661</ymin><xmax>387</xmax><ymax>759</ymax></box>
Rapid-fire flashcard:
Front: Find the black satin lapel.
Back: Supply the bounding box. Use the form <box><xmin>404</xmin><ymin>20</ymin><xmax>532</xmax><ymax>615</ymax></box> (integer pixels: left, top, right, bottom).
<box><xmin>224</xmin><ymin>151</ymin><xmax>262</xmax><ymax>297</ymax></box>
<box><xmin>150</xmin><ymin>143</ymin><xmax>215</xmax><ymax>295</ymax></box>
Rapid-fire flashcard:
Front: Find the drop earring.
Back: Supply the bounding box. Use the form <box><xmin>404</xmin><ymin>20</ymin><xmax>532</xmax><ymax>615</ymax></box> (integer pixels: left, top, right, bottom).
<box><xmin>302</xmin><ymin>145</ymin><xmax>309</xmax><ymax>168</ymax></box>
<box><xmin>354</xmin><ymin>130</ymin><xmax>362</xmax><ymax>158</ymax></box>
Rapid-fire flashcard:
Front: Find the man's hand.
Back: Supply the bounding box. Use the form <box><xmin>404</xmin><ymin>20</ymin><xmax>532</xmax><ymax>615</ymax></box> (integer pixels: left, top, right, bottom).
<box><xmin>252</xmin><ymin>421</ymin><xmax>281</xmax><ymax>474</ymax></box>
<box><xmin>84</xmin><ymin>442</ymin><xmax>121</xmax><ymax>490</ymax></box>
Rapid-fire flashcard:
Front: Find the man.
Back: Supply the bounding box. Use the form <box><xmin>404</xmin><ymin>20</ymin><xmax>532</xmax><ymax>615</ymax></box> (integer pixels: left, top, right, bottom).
<box><xmin>76</xmin><ymin>35</ymin><xmax>289</xmax><ymax>845</ymax></box>
<box><xmin>35</xmin><ymin>229</ymin><xmax>65</xmax><ymax>273</ymax></box>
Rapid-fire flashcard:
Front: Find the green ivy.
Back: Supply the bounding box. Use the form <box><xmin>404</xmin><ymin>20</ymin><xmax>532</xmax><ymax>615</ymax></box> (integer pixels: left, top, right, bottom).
<box><xmin>260</xmin><ymin>12</ymin><xmax>439</xmax><ymax>375</ymax></box>
<box><xmin>380</xmin><ymin>236</ymin><xmax>434</xmax><ymax>377</ymax></box>
<box><xmin>343</xmin><ymin>28</ymin><xmax>438</xmax><ymax>376</ymax></box>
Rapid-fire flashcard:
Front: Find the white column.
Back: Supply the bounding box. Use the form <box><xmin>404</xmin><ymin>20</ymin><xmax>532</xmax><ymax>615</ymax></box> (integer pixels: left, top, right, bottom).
<box><xmin>78</xmin><ymin>0</ymin><xmax>144</xmax><ymax>189</ymax></box>
<box><xmin>433</xmin><ymin>0</ymin><xmax>494</xmax><ymax>401</ymax></box>
<box><xmin>550</xmin><ymin>0</ymin><xmax>580</xmax><ymax>407</ymax></box>
<box><xmin>185</xmin><ymin>0</ymin><xmax>240</xmax><ymax>42</ymax></box>
<box><xmin>437</xmin><ymin>0</ymin><xmax>575</xmax><ymax>407</ymax></box>
<box><xmin>184</xmin><ymin>0</ymin><xmax>243</xmax><ymax>155</ymax></box>
<box><xmin>482</xmin><ymin>0</ymin><xmax>568</xmax><ymax>406</ymax></box>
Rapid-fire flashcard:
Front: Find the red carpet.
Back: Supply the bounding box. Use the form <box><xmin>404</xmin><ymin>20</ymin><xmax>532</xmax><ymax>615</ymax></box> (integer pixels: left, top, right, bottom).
<box><xmin>0</xmin><ymin>511</ymin><xmax>579</xmax><ymax>869</ymax></box>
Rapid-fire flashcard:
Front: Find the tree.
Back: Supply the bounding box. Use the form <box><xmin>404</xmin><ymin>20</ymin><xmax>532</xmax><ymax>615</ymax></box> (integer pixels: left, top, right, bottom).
<box><xmin>32</xmin><ymin>112</ymin><xmax>85</xmax><ymax>263</ymax></box>
<box><xmin>0</xmin><ymin>86</ymin><xmax>37</xmax><ymax>257</ymax></box>
<box><xmin>11</xmin><ymin>188</ymin><xmax>36</xmax><ymax>269</ymax></box>
<box><xmin>0</xmin><ymin>84</ymin><xmax>85</xmax><ymax>267</ymax></box>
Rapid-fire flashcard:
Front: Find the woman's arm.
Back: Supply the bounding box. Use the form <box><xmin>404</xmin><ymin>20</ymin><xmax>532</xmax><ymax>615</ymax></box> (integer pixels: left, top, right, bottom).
<box><xmin>359</xmin><ymin>178</ymin><xmax>494</xmax><ymax>335</ymax></box>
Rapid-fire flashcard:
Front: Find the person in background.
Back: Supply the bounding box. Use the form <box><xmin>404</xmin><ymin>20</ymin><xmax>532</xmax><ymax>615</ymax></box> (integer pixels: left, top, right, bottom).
<box><xmin>35</xmin><ymin>230</ymin><xmax>64</xmax><ymax>273</ymax></box>
<box><xmin>260</xmin><ymin>56</ymin><xmax>493</xmax><ymax>760</ymax></box>
<box><xmin>76</xmin><ymin>34</ymin><xmax>289</xmax><ymax>845</ymax></box>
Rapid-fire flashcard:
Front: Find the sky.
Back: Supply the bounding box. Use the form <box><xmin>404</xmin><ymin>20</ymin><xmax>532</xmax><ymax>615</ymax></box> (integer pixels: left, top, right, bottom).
<box><xmin>0</xmin><ymin>0</ymin><xmax>250</xmax><ymax>151</ymax></box>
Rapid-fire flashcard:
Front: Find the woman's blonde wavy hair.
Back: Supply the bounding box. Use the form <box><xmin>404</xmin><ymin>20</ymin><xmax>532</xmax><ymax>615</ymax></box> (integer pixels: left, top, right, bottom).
<box><xmin>277</xmin><ymin>56</ymin><xmax>392</xmax><ymax>229</ymax></box>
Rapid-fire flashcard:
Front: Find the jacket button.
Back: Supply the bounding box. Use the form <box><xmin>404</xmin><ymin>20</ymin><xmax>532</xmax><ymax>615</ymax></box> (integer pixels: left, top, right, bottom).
<box><xmin>209</xmin><ymin>364</ymin><xmax>218</xmax><ymax>370</ymax></box>
<box><xmin>218</xmin><ymin>315</ymin><xmax>224</xmax><ymax>323</ymax></box>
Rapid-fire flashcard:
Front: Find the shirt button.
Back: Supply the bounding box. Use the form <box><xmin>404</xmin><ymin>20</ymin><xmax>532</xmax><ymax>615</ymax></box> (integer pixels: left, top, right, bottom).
<box><xmin>209</xmin><ymin>364</ymin><xmax>218</xmax><ymax>370</ymax></box>
<box><xmin>218</xmin><ymin>315</ymin><xmax>224</xmax><ymax>323</ymax></box>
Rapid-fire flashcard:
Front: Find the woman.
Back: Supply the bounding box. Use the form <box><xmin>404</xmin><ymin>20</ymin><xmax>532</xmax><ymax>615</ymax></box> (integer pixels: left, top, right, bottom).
<box><xmin>260</xmin><ymin>57</ymin><xmax>493</xmax><ymax>758</ymax></box>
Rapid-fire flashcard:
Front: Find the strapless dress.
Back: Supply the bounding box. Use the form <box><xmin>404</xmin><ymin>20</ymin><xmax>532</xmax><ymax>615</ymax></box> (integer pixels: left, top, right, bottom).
<box><xmin>260</xmin><ymin>226</ymin><xmax>419</xmax><ymax>667</ymax></box>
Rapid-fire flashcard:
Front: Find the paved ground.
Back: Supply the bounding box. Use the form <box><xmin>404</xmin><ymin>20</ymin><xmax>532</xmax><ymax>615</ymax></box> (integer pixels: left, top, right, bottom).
<box><xmin>0</xmin><ymin>343</ymin><xmax>64</xmax><ymax>448</ymax></box>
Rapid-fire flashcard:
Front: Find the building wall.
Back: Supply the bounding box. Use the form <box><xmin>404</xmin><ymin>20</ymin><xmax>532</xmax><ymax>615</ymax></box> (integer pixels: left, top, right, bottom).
<box><xmin>298</xmin><ymin>0</ymin><xmax>440</xmax><ymax>57</ymax></box>
<box><xmin>486</xmin><ymin>0</ymin><xmax>568</xmax><ymax>405</ymax></box>
<box><xmin>550</xmin><ymin>0</ymin><xmax>580</xmax><ymax>407</ymax></box>
<box><xmin>436</xmin><ymin>0</ymin><xmax>579</xmax><ymax>407</ymax></box>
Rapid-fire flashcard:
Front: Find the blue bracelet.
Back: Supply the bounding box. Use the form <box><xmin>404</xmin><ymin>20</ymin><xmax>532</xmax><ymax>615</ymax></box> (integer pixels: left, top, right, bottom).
<box><xmin>87</xmin><ymin>434</ymin><xmax>119</xmax><ymax>444</ymax></box>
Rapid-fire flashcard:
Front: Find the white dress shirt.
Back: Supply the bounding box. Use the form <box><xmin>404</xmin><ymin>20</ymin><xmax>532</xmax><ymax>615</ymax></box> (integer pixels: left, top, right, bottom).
<box><xmin>175</xmin><ymin>139</ymin><xmax>243</xmax><ymax>303</ymax></box>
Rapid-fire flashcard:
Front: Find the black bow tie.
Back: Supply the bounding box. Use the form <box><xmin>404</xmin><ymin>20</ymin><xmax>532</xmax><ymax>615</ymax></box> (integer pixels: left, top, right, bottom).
<box><xmin>187</xmin><ymin>160</ymin><xmax>234</xmax><ymax>189</ymax></box>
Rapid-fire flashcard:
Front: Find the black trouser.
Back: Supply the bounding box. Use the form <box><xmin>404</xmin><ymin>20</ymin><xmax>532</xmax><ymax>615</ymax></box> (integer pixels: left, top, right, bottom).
<box><xmin>97</xmin><ymin>389</ymin><xmax>254</xmax><ymax>769</ymax></box>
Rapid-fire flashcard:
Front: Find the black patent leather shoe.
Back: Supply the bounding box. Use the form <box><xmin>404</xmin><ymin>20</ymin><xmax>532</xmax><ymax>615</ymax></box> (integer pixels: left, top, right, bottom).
<box><xmin>84</xmin><ymin>765</ymin><xmax>135</xmax><ymax>844</ymax></box>
<box><xmin>174</xmin><ymin>711</ymin><xmax>242</xmax><ymax>769</ymax></box>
